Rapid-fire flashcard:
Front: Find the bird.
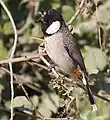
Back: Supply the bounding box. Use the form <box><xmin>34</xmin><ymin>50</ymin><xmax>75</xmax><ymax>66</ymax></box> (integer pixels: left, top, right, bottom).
<box><xmin>39</xmin><ymin>9</ymin><xmax>97</xmax><ymax>111</ymax></box>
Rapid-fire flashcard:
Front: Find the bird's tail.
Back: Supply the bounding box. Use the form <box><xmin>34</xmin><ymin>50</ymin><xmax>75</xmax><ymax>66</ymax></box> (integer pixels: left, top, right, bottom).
<box><xmin>72</xmin><ymin>68</ymin><xmax>97</xmax><ymax>111</ymax></box>
<box><xmin>81</xmin><ymin>72</ymin><xmax>97</xmax><ymax>111</ymax></box>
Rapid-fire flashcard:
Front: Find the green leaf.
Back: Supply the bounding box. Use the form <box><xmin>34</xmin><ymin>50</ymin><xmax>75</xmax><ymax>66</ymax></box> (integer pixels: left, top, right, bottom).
<box><xmin>0</xmin><ymin>40</ymin><xmax>8</xmax><ymax>60</ymax></box>
<box><xmin>51</xmin><ymin>3</ymin><xmax>60</xmax><ymax>9</ymax></box>
<box><xmin>62</xmin><ymin>5</ymin><xmax>75</xmax><ymax>21</ymax></box>
<box><xmin>13</xmin><ymin>96</ymin><xmax>32</xmax><ymax>108</ymax></box>
<box><xmin>79</xmin><ymin>21</ymin><xmax>97</xmax><ymax>35</ymax></box>
<box><xmin>84</xmin><ymin>47</ymin><xmax>107</xmax><ymax>74</ymax></box>
<box><xmin>38</xmin><ymin>93</ymin><xmax>59</xmax><ymax>117</ymax></box>
<box><xmin>0</xmin><ymin>115</ymin><xmax>8</xmax><ymax>120</ymax></box>
<box><xmin>2</xmin><ymin>22</ymin><xmax>13</xmax><ymax>35</ymax></box>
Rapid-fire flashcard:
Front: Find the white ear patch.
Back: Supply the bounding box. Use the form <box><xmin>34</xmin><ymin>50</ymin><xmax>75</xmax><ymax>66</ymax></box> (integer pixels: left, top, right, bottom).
<box><xmin>46</xmin><ymin>21</ymin><xmax>61</xmax><ymax>34</ymax></box>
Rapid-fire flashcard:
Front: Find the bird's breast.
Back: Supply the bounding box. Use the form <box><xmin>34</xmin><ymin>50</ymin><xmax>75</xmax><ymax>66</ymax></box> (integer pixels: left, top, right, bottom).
<box><xmin>45</xmin><ymin>33</ymin><xmax>74</xmax><ymax>73</ymax></box>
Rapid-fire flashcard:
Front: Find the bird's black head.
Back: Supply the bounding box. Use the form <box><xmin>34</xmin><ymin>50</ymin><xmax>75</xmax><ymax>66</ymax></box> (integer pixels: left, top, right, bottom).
<box><xmin>40</xmin><ymin>9</ymin><xmax>64</xmax><ymax>35</ymax></box>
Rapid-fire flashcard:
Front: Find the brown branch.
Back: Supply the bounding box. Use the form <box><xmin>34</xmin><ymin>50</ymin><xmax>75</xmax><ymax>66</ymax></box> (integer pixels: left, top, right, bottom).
<box><xmin>44</xmin><ymin>118</ymin><xmax>73</xmax><ymax>120</ymax></box>
<box><xmin>0</xmin><ymin>53</ymin><xmax>45</xmax><ymax>65</ymax></box>
<box><xmin>89</xmin><ymin>0</ymin><xmax>106</xmax><ymax>50</ymax></box>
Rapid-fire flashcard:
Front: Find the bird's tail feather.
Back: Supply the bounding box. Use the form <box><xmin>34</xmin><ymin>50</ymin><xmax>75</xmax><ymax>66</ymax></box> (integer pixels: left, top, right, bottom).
<box><xmin>86</xmin><ymin>84</ymin><xmax>97</xmax><ymax>111</ymax></box>
<box><xmin>82</xmin><ymin>72</ymin><xmax>97</xmax><ymax>111</ymax></box>
<box><xmin>71</xmin><ymin>68</ymin><xmax>97</xmax><ymax>111</ymax></box>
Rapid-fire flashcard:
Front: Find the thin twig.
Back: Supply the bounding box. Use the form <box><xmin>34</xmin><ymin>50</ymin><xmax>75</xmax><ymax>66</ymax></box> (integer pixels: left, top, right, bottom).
<box><xmin>18</xmin><ymin>11</ymin><xmax>33</xmax><ymax>35</ymax></box>
<box><xmin>8</xmin><ymin>62</ymin><xmax>14</xmax><ymax>119</ymax></box>
<box><xmin>28</xmin><ymin>37</ymin><xmax>44</xmax><ymax>42</ymax></box>
<box><xmin>0</xmin><ymin>0</ymin><xmax>18</xmax><ymax>58</ymax></box>
<box><xmin>94</xmin><ymin>0</ymin><xmax>101</xmax><ymax>48</ymax></box>
<box><xmin>44</xmin><ymin>118</ymin><xmax>73</xmax><ymax>120</ymax></box>
<box><xmin>0</xmin><ymin>53</ymin><xmax>45</xmax><ymax>65</ymax></box>
<box><xmin>91</xmin><ymin>0</ymin><xmax>105</xmax><ymax>50</ymax></box>
<box><xmin>40</xmin><ymin>56</ymin><xmax>59</xmax><ymax>78</ymax></box>
<box><xmin>19</xmin><ymin>84</ymin><xmax>44</xmax><ymax>119</ymax></box>
<box><xmin>0</xmin><ymin>106</ymin><xmax>34</xmax><ymax>118</ymax></box>
<box><xmin>67</xmin><ymin>0</ymin><xmax>86</xmax><ymax>25</ymax></box>
<box><xmin>0</xmin><ymin>1</ymin><xmax>18</xmax><ymax>119</ymax></box>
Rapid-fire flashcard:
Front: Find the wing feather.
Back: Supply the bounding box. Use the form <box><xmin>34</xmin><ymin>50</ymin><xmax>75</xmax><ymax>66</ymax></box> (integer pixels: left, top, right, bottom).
<box><xmin>62</xmin><ymin>27</ymin><xmax>86</xmax><ymax>73</ymax></box>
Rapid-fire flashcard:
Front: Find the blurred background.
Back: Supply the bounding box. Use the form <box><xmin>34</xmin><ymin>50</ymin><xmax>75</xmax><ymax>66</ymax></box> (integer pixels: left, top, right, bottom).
<box><xmin>0</xmin><ymin>0</ymin><xmax>110</xmax><ymax>119</ymax></box>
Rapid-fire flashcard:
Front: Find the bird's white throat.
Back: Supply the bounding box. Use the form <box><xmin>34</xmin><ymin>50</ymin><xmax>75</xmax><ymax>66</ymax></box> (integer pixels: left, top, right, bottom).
<box><xmin>46</xmin><ymin>21</ymin><xmax>61</xmax><ymax>34</ymax></box>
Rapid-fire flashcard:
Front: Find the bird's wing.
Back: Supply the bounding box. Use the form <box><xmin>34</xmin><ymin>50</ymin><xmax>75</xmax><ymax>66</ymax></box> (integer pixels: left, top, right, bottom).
<box><xmin>63</xmin><ymin>31</ymin><xmax>86</xmax><ymax>73</ymax></box>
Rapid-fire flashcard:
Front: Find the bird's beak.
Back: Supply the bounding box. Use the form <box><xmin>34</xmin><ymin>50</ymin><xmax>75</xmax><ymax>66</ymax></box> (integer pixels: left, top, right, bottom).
<box><xmin>36</xmin><ymin>11</ymin><xmax>46</xmax><ymax>23</ymax></box>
